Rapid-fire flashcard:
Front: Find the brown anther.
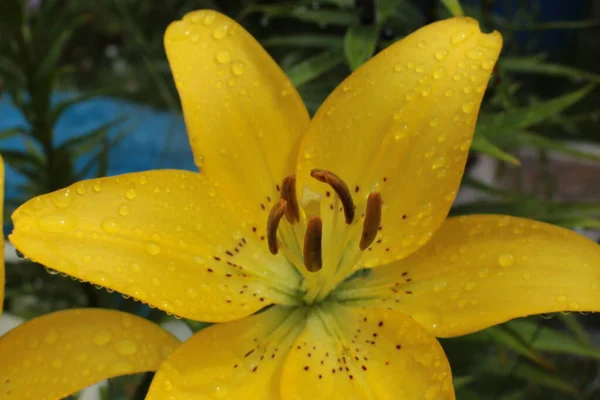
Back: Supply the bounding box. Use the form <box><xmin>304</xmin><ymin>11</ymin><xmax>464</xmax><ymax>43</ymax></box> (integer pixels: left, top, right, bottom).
<box><xmin>310</xmin><ymin>169</ymin><xmax>355</xmax><ymax>224</ymax></box>
<box><xmin>267</xmin><ymin>199</ymin><xmax>287</xmax><ymax>255</ymax></box>
<box><xmin>303</xmin><ymin>217</ymin><xmax>323</xmax><ymax>272</ymax></box>
<box><xmin>280</xmin><ymin>175</ymin><xmax>300</xmax><ymax>223</ymax></box>
<box><xmin>359</xmin><ymin>192</ymin><xmax>382</xmax><ymax>250</ymax></box>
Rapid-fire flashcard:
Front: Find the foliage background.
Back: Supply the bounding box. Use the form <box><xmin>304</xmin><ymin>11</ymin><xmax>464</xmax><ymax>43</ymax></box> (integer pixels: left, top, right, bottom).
<box><xmin>1</xmin><ymin>0</ymin><xmax>600</xmax><ymax>398</ymax></box>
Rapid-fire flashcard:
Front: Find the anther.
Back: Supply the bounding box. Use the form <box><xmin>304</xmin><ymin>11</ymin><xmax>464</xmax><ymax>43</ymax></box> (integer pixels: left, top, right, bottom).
<box><xmin>280</xmin><ymin>175</ymin><xmax>300</xmax><ymax>223</ymax></box>
<box><xmin>310</xmin><ymin>169</ymin><xmax>355</xmax><ymax>224</ymax></box>
<box><xmin>359</xmin><ymin>192</ymin><xmax>382</xmax><ymax>250</ymax></box>
<box><xmin>267</xmin><ymin>199</ymin><xmax>287</xmax><ymax>255</ymax></box>
<box><xmin>303</xmin><ymin>217</ymin><xmax>323</xmax><ymax>272</ymax></box>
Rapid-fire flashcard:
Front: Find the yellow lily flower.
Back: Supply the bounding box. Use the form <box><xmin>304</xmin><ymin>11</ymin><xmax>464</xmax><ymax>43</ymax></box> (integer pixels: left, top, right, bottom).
<box><xmin>8</xmin><ymin>10</ymin><xmax>600</xmax><ymax>399</ymax></box>
<box><xmin>0</xmin><ymin>157</ymin><xmax>180</xmax><ymax>399</ymax></box>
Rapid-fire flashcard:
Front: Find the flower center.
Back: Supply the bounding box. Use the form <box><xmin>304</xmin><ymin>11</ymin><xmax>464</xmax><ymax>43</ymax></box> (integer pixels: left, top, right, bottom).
<box><xmin>266</xmin><ymin>169</ymin><xmax>382</xmax><ymax>305</ymax></box>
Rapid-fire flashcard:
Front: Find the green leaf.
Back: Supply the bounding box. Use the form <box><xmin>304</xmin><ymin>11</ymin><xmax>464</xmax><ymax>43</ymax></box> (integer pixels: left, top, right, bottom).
<box><xmin>470</xmin><ymin>134</ymin><xmax>520</xmax><ymax>165</ymax></box>
<box><xmin>252</xmin><ymin>5</ymin><xmax>358</xmax><ymax>26</ymax></box>
<box><xmin>285</xmin><ymin>51</ymin><xmax>344</xmax><ymax>87</ymax></box>
<box><xmin>57</xmin><ymin>116</ymin><xmax>128</xmax><ymax>157</ymax></box>
<box><xmin>50</xmin><ymin>86</ymin><xmax>122</xmax><ymax>125</ymax></box>
<box><xmin>0</xmin><ymin>126</ymin><xmax>27</xmax><ymax>141</ymax></box>
<box><xmin>441</xmin><ymin>0</ymin><xmax>464</xmax><ymax>17</ymax></box>
<box><xmin>484</xmin><ymin>361</ymin><xmax>579</xmax><ymax>395</ymax></box>
<box><xmin>484</xmin><ymin>325</ymin><xmax>553</xmax><ymax>369</ymax></box>
<box><xmin>0</xmin><ymin>149</ymin><xmax>45</xmax><ymax>170</ymax></box>
<box><xmin>263</xmin><ymin>35</ymin><xmax>343</xmax><ymax>49</ymax></box>
<box><xmin>501</xmin><ymin>57</ymin><xmax>600</xmax><ymax>84</ymax></box>
<box><xmin>507</xmin><ymin>319</ymin><xmax>600</xmax><ymax>359</ymax></box>
<box><xmin>477</xmin><ymin>85</ymin><xmax>594</xmax><ymax>139</ymax></box>
<box><xmin>557</xmin><ymin>314</ymin><xmax>590</xmax><ymax>345</ymax></box>
<box><xmin>344</xmin><ymin>24</ymin><xmax>380</xmax><ymax>70</ymax></box>
<box><xmin>35</xmin><ymin>14</ymin><xmax>89</xmax><ymax>80</ymax></box>
<box><xmin>512</xmin><ymin>132</ymin><xmax>600</xmax><ymax>162</ymax></box>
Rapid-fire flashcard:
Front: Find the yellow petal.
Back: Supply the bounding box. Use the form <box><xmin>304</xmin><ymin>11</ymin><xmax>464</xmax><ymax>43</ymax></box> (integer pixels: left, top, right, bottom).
<box><xmin>0</xmin><ymin>308</ymin><xmax>178</xmax><ymax>400</ymax></box>
<box><xmin>0</xmin><ymin>156</ymin><xmax>4</xmax><ymax>317</ymax></box>
<box><xmin>146</xmin><ymin>305</ymin><xmax>306</xmax><ymax>399</ymax></box>
<box><xmin>281</xmin><ymin>304</ymin><xmax>454</xmax><ymax>400</ymax></box>
<box><xmin>295</xmin><ymin>18</ymin><xmax>502</xmax><ymax>272</ymax></box>
<box><xmin>165</xmin><ymin>10</ymin><xmax>309</xmax><ymax>214</ymax></box>
<box><xmin>336</xmin><ymin>215</ymin><xmax>600</xmax><ymax>338</ymax></box>
<box><xmin>10</xmin><ymin>170</ymin><xmax>301</xmax><ymax>323</ymax></box>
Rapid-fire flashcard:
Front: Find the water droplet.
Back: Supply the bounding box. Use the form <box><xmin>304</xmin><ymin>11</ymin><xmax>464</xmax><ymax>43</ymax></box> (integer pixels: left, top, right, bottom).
<box><xmin>557</xmin><ymin>295</ymin><xmax>567</xmax><ymax>303</ymax></box>
<box><xmin>163</xmin><ymin>380</ymin><xmax>173</xmax><ymax>392</ymax></box>
<box><xmin>418</xmin><ymin>40</ymin><xmax>426</xmax><ymax>48</ymax></box>
<box><xmin>93</xmin><ymin>183</ymin><xmax>101</xmax><ymax>192</ymax></box>
<box><xmin>216</xmin><ymin>51</ymin><xmax>231</xmax><ymax>64</ymax></box>
<box><xmin>38</xmin><ymin>213</ymin><xmax>76</xmax><ymax>233</ymax></box>
<box><xmin>125</xmin><ymin>189</ymin><xmax>136</xmax><ymax>200</ymax></box>
<box><xmin>416</xmin><ymin>64</ymin><xmax>425</xmax><ymax>73</ymax></box>
<box><xmin>116</xmin><ymin>339</ymin><xmax>138</xmax><ymax>356</ymax></box>
<box><xmin>451</xmin><ymin>32</ymin><xmax>468</xmax><ymax>45</ymax></box>
<box><xmin>432</xmin><ymin>156</ymin><xmax>446</xmax><ymax>170</ymax></box>
<box><xmin>45</xmin><ymin>329</ymin><xmax>59</xmax><ymax>344</ymax></box>
<box><xmin>435</xmin><ymin>49</ymin><xmax>448</xmax><ymax>60</ymax></box>
<box><xmin>433</xmin><ymin>68</ymin><xmax>444</xmax><ymax>79</ymax></box>
<box><xmin>394</xmin><ymin>64</ymin><xmax>402</xmax><ymax>72</ymax></box>
<box><xmin>461</xmin><ymin>101</ymin><xmax>474</xmax><ymax>113</ymax></box>
<box><xmin>231</xmin><ymin>61</ymin><xmax>245</xmax><ymax>76</ymax></box>
<box><xmin>101</xmin><ymin>218</ymin><xmax>120</xmax><ymax>234</ymax></box>
<box><xmin>93</xmin><ymin>329</ymin><xmax>112</xmax><ymax>346</ymax></box>
<box><xmin>118</xmin><ymin>203</ymin><xmax>129</xmax><ymax>216</ymax></box>
<box><xmin>203</xmin><ymin>12</ymin><xmax>216</xmax><ymax>25</ymax></box>
<box><xmin>303</xmin><ymin>146</ymin><xmax>316</xmax><ymax>159</ymax></box>
<box><xmin>212</xmin><ymin>24</ymin><xmax>229</xmax><ymax>39</ymax></box>
<box><xmin>76</xmin><ymin>352</ymin><xmax>89</xmax><ymax>363</ymax></box>
<box><xmin>464</xmin><ymin>281</ymin><xmax>476</xmax><ymax>291</ymax></box>
<box><xmin>145</xmin><ymin>241</ymin><xmax>161</xmax><ymax>255</ymax></box>
<box><xmin>433</xmin><ymin>282</ymin><xmax>447</xmax><ymax>292</ymax></box>
<box><xmin>425</xmin><ymin>383</ymin><xmax>442</xmax><ymax>400</ymax></box>
<box><xmin>466</xmin><ymin>48</ymin><xmax>484</xmax><ymax>60</ymax></box>
<box><xmin>498</xmin><ymin>253</ymin><xmax>515</xmax><ymax>268</ymax></box>
<box><xmin>76</xmin><ymin>183</ymin><xmax>86</xmax><ymax>195</ymax></box>
<box><xmin>481</xmin><ymin>60</ymin><xmax>494</xmax><ymax>70</ymax></box>
<box><xmin>51</xmin><ymin>358</ymin><xmax>63</xmax><ymax>369</ymax></box>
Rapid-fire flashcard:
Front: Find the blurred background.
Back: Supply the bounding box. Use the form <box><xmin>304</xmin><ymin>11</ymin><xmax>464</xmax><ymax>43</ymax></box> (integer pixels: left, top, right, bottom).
<box><xmin>1</xmin><ymin>0</ymin><xmax>600</xmax><ymax>398</ymax></box>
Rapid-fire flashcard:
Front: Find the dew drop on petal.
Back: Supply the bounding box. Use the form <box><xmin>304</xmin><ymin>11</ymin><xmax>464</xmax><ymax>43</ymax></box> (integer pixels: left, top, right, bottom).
<box><xmin>145</xmin><ymin>241</ymin><xmax>161</xmax><ymax>255</ymax></box>
<box><xmin>93</xmin><ymin>329</ymin><xmax>113</xmax><ymax>346</ymax></box>
<box><xmin>497</xmin><ymin>253</ymin><xmax>515</xmax><ymax>268</ymax></box>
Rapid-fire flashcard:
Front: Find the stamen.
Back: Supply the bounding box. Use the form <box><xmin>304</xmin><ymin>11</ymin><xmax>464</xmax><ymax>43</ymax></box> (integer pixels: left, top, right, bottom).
<box><xmin>280</xmin><ymin>175</ymin><xmax>300</xmax><ymax>223</ymax></box>
<box><xmin>359</xmin><ymin>192</ymin><xmax>382</xmax><ymax>250</ymax></box>
<box><xmin>310</xmin><ymin>169</ymin><xmax>355</xmax><ymax>224</ymax></box>
<box><xmin>303</xmin><ymin>217</ymin><xmax>323</xmax><ymax>272</ymax></box>
<box><xmin>267</xmin><ymin>199</ymin><xmax>287</xmax><ymax>255</ymax></box>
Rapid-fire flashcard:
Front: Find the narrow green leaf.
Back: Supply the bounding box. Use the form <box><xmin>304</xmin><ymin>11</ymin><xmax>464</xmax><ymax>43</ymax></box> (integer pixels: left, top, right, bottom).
<box><xmin>478</xmin><ymin>85</ymin><xmax>594</xmax><ymax>139</ymax></box>
<box><xmin>441</xmin><ymin>0</ymin><xmax>464</xmax><ymax>17</ymax></box>
<box><xmin>557</xmin><ymin>314</ymin><xmax>590</xmax><ymax>345</ymax></box>
<box><xmin>471</xmin><ymin>134</ymin><xmax>520</xmax><ymax>165</ymax></box>
<box><xmin>50</xmin><ymin>86</ymin><xmax>122</xmax><ymax>125</ymax></box>
<box><xmin>343</xmin><ymin>24</ymin><xmax>380</xmax><ymax>70</ymax></box>
<box><xmin>512</xmin><ymin>131</ymin><xmax>600</xmax><ymax>162</ymax></box>
<box><xmin>286</xmin><ymin>51</ymin><xmax>344</xmax><ymax>87</ymax></box>
<box><xmin>35</xmin><ymin>14</ymin><xmax>89</xmax><ymax>80</ymax></box>
<box><xmin>453</xmin><ymin>376</ymin><xmax>473</xmax><ymax>390</ymax></box>
<box><xmin>57</xmin><ymin>116</ymin><xmax>128</xmax><ymax>156</ymax></box>
<box><xmin>263</xmin><ymin>35</ymin><xmax>343</xmax><ymax>49</ymax></box>
<box><xmin>0</xmin><ymin>149</ymin><xmax>45</xmax><ymax>170</ymax></box>
<box><xmin>485</xmin><ymin>325</ymin><xmax>553</xmax><ymax>369</ymax></box>
<box><xmin>253</xmin><ymin>5</ymin><xmax>358</xmax><ymax>26</ymax></box>
<box><xmin>507</xmin><ymin>319</ymin><xmax>600</xmax><ymax>359</ymax></box>
<box><xmin>501</xmin><ymin>57</ymin><xmax>600</xmax><ymax>84</ymax></box>
<box><xmin>0</xmin><ymin>126</ymin><xmax>27</xmax><ymax>140</ymax></box>
<box><xmin>485</xmin><ymin>361</ymin><xmax>579</xmax><ymax>395</ymax></box>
